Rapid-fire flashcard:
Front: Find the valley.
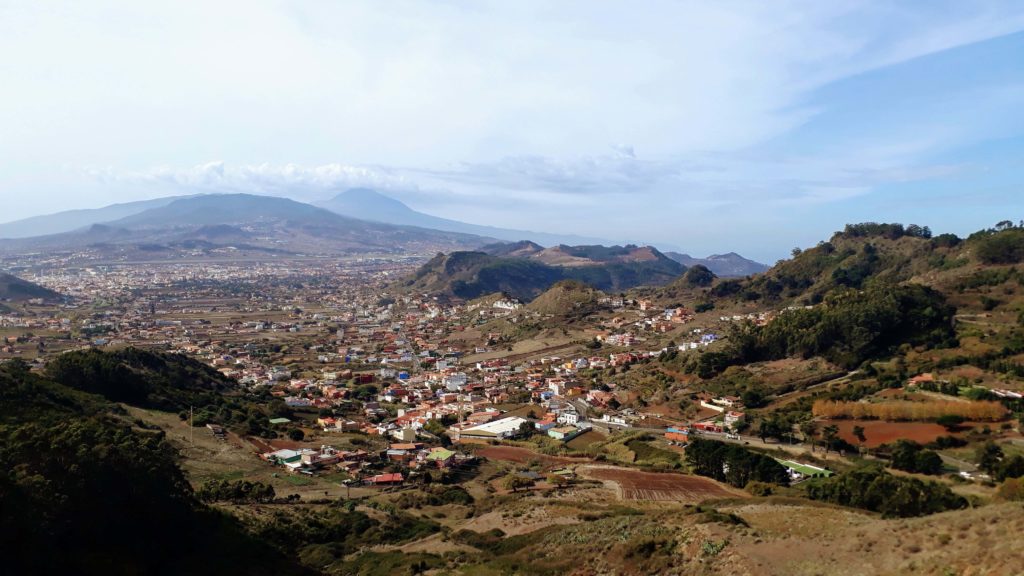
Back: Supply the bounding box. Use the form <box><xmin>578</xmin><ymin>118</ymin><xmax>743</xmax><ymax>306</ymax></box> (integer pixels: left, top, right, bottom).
<box><xmin>4</xmin><ymin>216</ymin><xmax>1024</xmax><ymax>574</ymax></box>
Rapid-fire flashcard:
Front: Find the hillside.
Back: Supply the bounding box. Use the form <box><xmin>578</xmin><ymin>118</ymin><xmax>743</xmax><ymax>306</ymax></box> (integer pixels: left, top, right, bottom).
<box><xmin>0</xmin><ymin>354</ymin><xmax>310</xmax><ymax>575</ymax></box>
<box><xmin>479</xmin><ymin>240</ymin><xmax>545</xmax><ymax>257</ymax></box>
<box><xmin>526</xmin><ymin>279</ymin><xmax>604</xmax><ymax>316</ymax></box>
<box><xmin>403</xmin><ymin>244</ymin><xmax>685</xmax><ymax>301</ymax></box>
<box><xmin>647</xmin><ymin>222</ymin><xmax>1024</xmax><ymax>309</ymax></box>
<box><xmin>0</xmin><ymin>194</ymin><xmax>492</xmax><ymax>258</ymax></box>
<box><xmin>0</xmin><ymin>272</ymin><xmax>60</xmax><ymax>302</ymax></box>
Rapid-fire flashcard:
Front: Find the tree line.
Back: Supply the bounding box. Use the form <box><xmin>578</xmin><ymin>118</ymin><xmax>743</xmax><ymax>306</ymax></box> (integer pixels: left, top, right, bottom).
<box><xmin>685</xmin><ymin>438</ymin><xmax>790</xmax><ymax>488</ymax></box>
<box><xmin>805</xmin><ymin>465</ymin><xmax>965</xmax><ymax>518</ymax></box>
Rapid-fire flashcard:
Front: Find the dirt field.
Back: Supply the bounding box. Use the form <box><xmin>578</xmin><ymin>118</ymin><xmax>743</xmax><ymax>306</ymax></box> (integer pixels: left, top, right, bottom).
<box><xmin>564</xmin><ymin>429</ymin><xmax>607</xmax><ymax>450</ymax></box>
<box><xmin>581</xmin><ymin>465</ymin><xmax>744</xmax><ymax>502</ymax></box>
<box><xmin>833</xmin><ymin>420</ymin><xmax>958</xmax><ymax>448</ymax></box>
<box><xmin>477</xmin><ymin>445</ymin><xmax>589</xmax><ymax>466</ymax></box>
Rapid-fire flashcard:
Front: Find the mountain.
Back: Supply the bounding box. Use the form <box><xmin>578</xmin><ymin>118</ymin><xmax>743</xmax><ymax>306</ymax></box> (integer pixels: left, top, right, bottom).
<box><xmin>403</xmin><ymin>244</ymin><xmax>684</xmax><ymax>301</ymax></box>
<box><xmin>526</xmin><ymin>280</ymin><xmax>604</xmax><ymax>317</ymax></box>
<box><xmin>0</xmin><ymin>194</ymin><xmax>493</xmax><ymax>258</ymax></box>
<box><xmin>318</xmin><ymin>188</ymin><xmax>612</xmax><ymax>247</ymax></box>
<box><xmin>665</xmin><ymin>251</ymin><xmax>768</xmax><ymax>277</ymax></box>
<box><xmin>479</xmin><ymin>240</ymin><xmax>544</xmax><ymax>257</ymax></box>
<box><xmin>0</xmin><ymin>195</ymin><xmax>194</xmax><ymax>239</ymax></box>
<box><xmin>0</xmin><ymin>272</ymin><xmax>60</xmax><ymax>302</ymax></box>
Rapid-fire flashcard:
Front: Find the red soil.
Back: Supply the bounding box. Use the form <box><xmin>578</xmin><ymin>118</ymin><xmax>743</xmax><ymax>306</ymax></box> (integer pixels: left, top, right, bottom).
<box><xmin>833</xmin><ymin>420</ymin><xmax>959</xmax><ymax>448</ymax></box>
<box><xmin>583</xmin><ymin>466</ymin><xmax>744</xmax><ymax>502</ymax></box>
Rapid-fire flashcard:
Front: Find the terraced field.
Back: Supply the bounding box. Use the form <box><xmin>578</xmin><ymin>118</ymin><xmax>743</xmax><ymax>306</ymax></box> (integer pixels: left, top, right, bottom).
<box><xmin>582</xmin><ymin>465</ymin><xmax>745</xmax><ymax>502</ymax></box>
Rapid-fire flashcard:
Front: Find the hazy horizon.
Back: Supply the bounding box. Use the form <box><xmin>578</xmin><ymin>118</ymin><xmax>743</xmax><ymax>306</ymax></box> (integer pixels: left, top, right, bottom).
<box><xmin>3</xmin><ymin>1</ymin><xmax>1023</xmax><ymax>262</ymax></box>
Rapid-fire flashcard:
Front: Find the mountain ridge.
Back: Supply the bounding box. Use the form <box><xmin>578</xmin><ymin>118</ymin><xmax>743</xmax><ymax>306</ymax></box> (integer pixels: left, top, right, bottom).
<box><xmin>0</xmin><ymin>193</ymin><xmax>494</xmax><ymax>258</ymax></box>
<box><xmin>318</xmin><ymin>188</ymin><xmax>614</xmax><ymax>247</ymax></box>
<box><xmin>402</xmin><ymin>244</ymin><xmax>685</xmax><ymax>301</ymax></box>
<box><xmin>665</xmin><ymin>251</ymin><xmax>769</xmax><ymax>277</ymax></box>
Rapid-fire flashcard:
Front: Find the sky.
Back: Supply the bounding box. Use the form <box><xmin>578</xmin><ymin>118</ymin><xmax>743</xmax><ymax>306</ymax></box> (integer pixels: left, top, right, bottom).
<box><xmin>1</xmin><ymin>1</ymin><xmax>1023</xmax><ymax>263</ymax></box>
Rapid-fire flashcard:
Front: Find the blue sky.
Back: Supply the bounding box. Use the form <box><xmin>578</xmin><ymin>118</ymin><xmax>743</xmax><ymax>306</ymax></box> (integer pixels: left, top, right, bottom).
<box><xmin>1</xmin><ymin>1</ymin><xmax>1023</xmax><ymax>262</ymax></box>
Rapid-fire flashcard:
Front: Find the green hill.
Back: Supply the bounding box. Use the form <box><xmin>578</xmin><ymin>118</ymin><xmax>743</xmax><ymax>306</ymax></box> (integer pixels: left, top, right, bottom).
<box><xmin>0</xmin><ymin>356</ymin><xmax>310</xmax><ymax>576</ymax></box>
<box><xmin>403</xmin><ymin>244</ymin><xmax>685</xmax><ymax>301</ymax></box>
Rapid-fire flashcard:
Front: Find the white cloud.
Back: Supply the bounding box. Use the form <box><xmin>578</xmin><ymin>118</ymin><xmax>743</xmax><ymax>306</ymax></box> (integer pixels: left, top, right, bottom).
<box><xmin>1</xmin><ymin>0</ymin><xmax>1022</xmax><ymax>260</ymax></box>
<box><xmin>94</xmin><ymin>161</ymin><xmax>419</xmax><ymax>200</ymax></box>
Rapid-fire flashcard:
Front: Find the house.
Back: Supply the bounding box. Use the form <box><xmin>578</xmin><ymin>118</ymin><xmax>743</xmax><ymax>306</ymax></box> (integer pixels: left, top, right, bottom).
<box><xmin>556</xmin><ymin>411</ymin><xmax>579</xmax><ymax>426</ymax></box>
<box><xmin>390</xmin><ymin>426</ymin><xmax>418</xmax><ymax>442</ymax></box>
<box><xmin>386</xmin><ymin>449</ymin><xmax>414</xmax><ymax>463</ymax></box>
<box><xmin>600</xmin><ymin>414</ymin><xmax>629</xmax><ymax>428</ymax></box>
<box><xmin>665</xmin><ymin>426</ymin><xmax>688</xmax><ymax>443</ymax></box>
<box><xmin>908</xmin><ymin>373</ymin><xmax>935</xmax><ymax>386</ymax></box>
<box><xmin>692</xmin><ymin>421</ymin><xmax>723</xmax><ymax>434</ymax></box>
<box><xmin>775</xmin><ymin>459</ymin><xmax>832</xmax><ymax>481</ymax></box>
<box><xmin>724</xmin><ymin>411</ymin><xmax>745</xmax><ymax>429</ymax></box>
<box><xmin>423</xmin><ymin>448</ymin><xmax>456</xmax><ymax>468</ymax></box>
<box><xmin>547</xmin><ymin>426</ymin><xmax>583</xmax><ymax>441</ymax></box>
<box><xmin>366</xmin><ymin>472</ymin><xmax>404</xmax><ymax>486</ymax></box>
<box><xmin>452</xmin><ymin>416</ymin><xmax>528</xmax><ymax>442</ymax></box>
<box><xmin>534</xmin><ymin>419</ymin><xmax>557</xmax><ymax>431</ymax></box>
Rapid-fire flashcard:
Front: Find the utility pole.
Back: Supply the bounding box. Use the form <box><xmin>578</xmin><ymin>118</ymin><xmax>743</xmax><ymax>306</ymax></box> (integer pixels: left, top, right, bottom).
<box><xmin>189</xmin><ymin>405</ymin><xmax>194</xmax><ymax>446</ymax></box>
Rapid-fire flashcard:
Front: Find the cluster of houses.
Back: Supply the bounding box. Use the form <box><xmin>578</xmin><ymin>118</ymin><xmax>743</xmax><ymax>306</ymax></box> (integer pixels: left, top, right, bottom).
<box><xmin>261</xmin><ymin>441</ymin><xmax>476</xmax><ymax>485</ymax></box>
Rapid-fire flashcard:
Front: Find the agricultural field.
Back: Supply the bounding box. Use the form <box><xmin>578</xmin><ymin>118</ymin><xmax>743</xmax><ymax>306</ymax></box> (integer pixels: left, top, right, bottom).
<box><xmin>582</xmin><ymin>465</ymin><xmax>745</xmax><ymax>502</ymax></box>
<box><xmin>832</xmin><ymin>420</ymin><xmax>973</xmax><ymax>448</ymax></box>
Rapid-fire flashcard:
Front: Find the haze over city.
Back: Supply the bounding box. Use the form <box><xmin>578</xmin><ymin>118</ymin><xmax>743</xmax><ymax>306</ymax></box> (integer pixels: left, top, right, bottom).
<box><xmin>3</xmin><ymin>1</ymin><xmax>1024</xmax><ymax>262</ymax></box>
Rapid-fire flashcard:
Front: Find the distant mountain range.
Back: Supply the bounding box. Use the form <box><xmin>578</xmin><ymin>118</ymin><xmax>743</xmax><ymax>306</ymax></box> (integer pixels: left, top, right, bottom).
<box><xmin>0</xmin><ymin>194</ymin><xmax>491</xmax><ymax>258</ymax></box>
<box><xmin>0</xmin><ymin>190</ymin><xmax>767</xmax><ymax>267</ymax></box>
<box><xmin>664</xmin><ymin>251</ymin><xmax>768</xmax><ymax>277</ymax></box>
<box><xmin>402</xmin><ymin>243</ymin><xmax>685</xmax><ymax>301</ymax></box>
<box><xmin>0</xmin><ymin>196</ymin><xmax>193</xmax><ymax>239</ymax></box>
<box><xmin>317</xmin><ymin>188</ymin><xmax>612</xmax><ymax>247</ymax></box>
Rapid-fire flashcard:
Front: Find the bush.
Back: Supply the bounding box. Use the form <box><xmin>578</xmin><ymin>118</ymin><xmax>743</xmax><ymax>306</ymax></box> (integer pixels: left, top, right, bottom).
<box><xmin>745</xmin><ymin>481</ymin><xmax>774</xmax><ymax>496</ymax></box>
<box><xmin>197</xmin><ymin>480</ymin><xmax>276</xmax><ymax>503</ymax></box>
<box><xmin>976</xmin><ymin>228</ymin><xmax>1024</xmax><ymax>264</ymax></box>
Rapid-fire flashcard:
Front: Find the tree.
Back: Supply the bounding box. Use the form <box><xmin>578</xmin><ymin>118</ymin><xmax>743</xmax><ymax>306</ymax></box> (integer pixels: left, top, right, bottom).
<box><xmin>683</xmin><ymin>265</ymin><xmax>716</xmax><ymax>287</ymax></box>
<box><xmin>806</xmin><ymin>466</ymin><xmax>966</xmax><ymax>518</ymax></box>
<box><xmin>915</xmin><ymin>450</ymin><xmax>944</xmax><ymax>475</ymax></box>
<box><xmin>995</xmin><ymin>455</ymin><xmax>1024</xmax><ymax>482</ymax></box>
<box><xmin>977</xmin><ymin>441</ymin><xmax>1004</xmax><ymax>477</ymax></box>
<box><xmin>685</xmin><ymin>438</ymin><xmax>789</xmax><ymax>487</ymax></box>
<box><xmin>741</xmin><ymin>389</ymin><xmax>767</xmax><ymax>409</ymax></box>
<box><xmin>852</xmin><ymin>425</ymin><xmax>866</xmax><ymax>454</ymax></box>
<box><xmin>800</xmin><ymin>421</ymin><xmax>818</xmax><ymax>453</ymax></box>
<box><xmin>821</xmin><ymin>424</ymin><xmax>839</xmax><ymax>457</ymax></box>
<box><xmin>546</xmin><ymin>474</ymin><xmax>570</xmax><ymax>490</ymax></box>
<box><xmin>502</xmin><ymin>474</ymin><xmax>533</xmax><ymax>493</ymax></box>
<box><xmin>890</xmin><ymin>440</ymin><xmax>919</xmax><ymax>471</ymax></box>
<box><xmin>936</xmin><ymin>414</ymin><xmax>965</xmax><ymax>431</ymax></box>
<box><xmin>287</xmin><ymin>428</ymin><xmax>305</xmax><ymax>441</ymax></box>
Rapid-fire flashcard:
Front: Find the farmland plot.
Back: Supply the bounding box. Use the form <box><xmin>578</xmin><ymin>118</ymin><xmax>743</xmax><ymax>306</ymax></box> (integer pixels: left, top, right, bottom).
<box><xmin>582</xmin><ymin>465</ymin><xmax>744</xmax><ymax>502</ymax></box>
